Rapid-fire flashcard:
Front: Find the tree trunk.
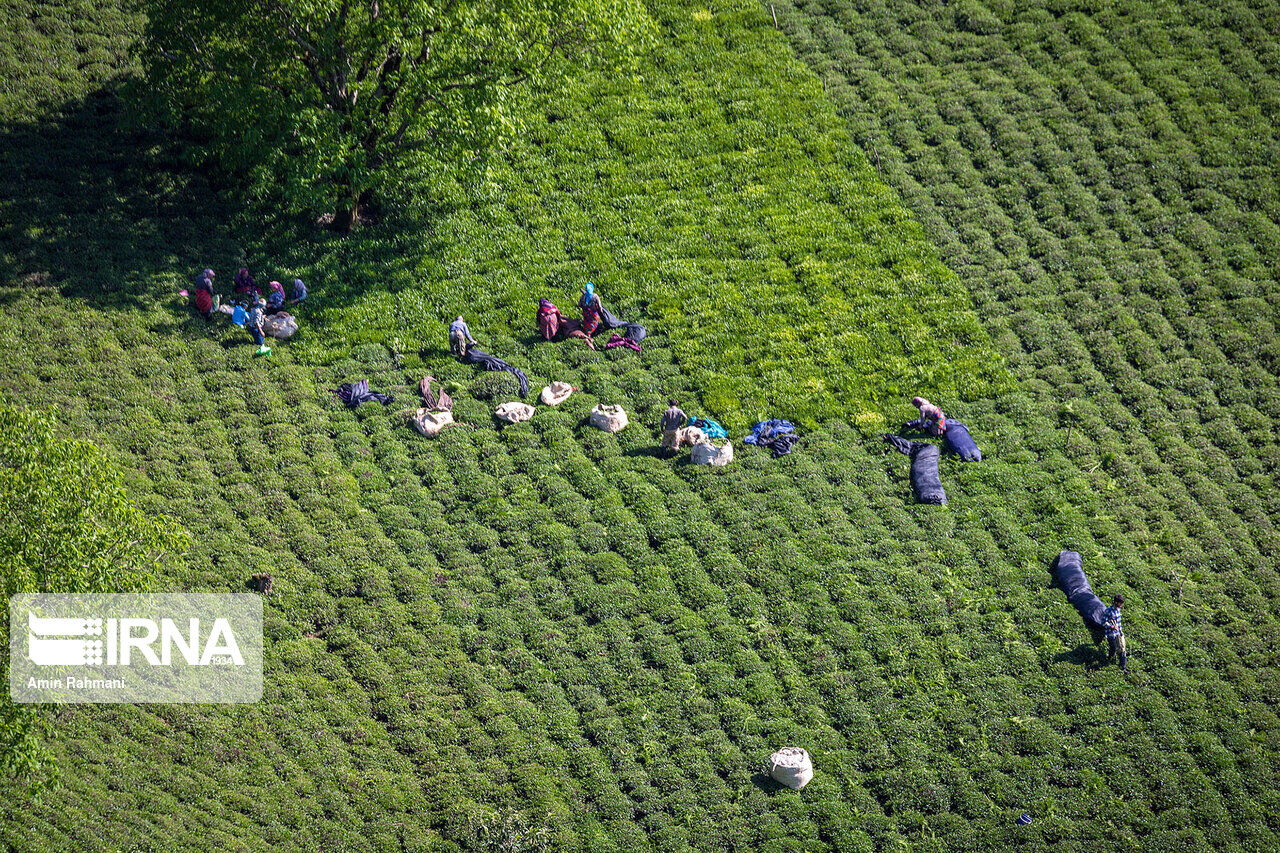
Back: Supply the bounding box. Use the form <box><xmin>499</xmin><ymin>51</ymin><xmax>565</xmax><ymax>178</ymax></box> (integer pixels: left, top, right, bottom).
<box><xmin>331</xmin><ymin>197</ymin><xmax>359</xmax><ymax>233</ymax></box>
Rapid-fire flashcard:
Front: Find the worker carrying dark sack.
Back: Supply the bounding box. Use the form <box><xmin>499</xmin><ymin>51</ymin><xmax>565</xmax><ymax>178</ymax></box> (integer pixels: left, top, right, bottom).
<box><xmin>1052</xmin><ymin>550</ymin><xmax>1106</xmax><ymax>631</ymax></box>
<box><xmin>911</xmin><ymin>396</ymin><xmax>947</xmax><ymax>435</ymax></box>
<box><xmin>902</xmin><ymin>416</ymin><xmax>982</xmax><ymax>461</ymax></box>
<box><xmin>1101</xmin><ymin>594</ymin><xmax>1128</xmax><ymax>674</ymax></box>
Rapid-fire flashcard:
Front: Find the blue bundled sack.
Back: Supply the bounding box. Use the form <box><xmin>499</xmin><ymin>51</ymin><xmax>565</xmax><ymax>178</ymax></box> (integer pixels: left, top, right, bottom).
<box><xmin>1053</xmin><ymin>550</ymin><xmax>1106</xmax><ymax>629</ymax></box>
<box><xmin>745</xmin><ymin>419</ymin><xmax>794</xmax><ymax>444</ymax></box>
<box><xmin>746</xmin><ymin>419</ymin><xmax>798</xmax><ymax>457</ymax></box>
<box><xmin>884</xmin><ymin>434</ymin><xmax>947</xmax><ymax>505</ymax></box>
<box><xmin>943</xmin><ymin>421</ymin><xmax>982</xmax><ymax>461</ymax></box>
<box><xmin>688</xmin><ymin>416</ymin><xmax>727</xmax><ymax>440</ymax></box>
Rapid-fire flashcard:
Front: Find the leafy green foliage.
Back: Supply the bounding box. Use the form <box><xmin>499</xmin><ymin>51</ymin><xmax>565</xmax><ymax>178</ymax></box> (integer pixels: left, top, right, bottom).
<box><xmin>772</xmin><ymin>0</ymin><xmax>1280</xmax><ymax>845</ymax></box>
<box><xmin>469</xmin><ymin>371</ymin><xmax>523</xmax><ymax>401</ymax></box>
<box><xmin>0</xmin><ymin>0</ymin><xmax>141</xmax><ymax>122</ymax></box>
<box><xmin>0</xmin><ymin>406</ymin><xmax>187</xmax><ymax>594</ymax></box>
<box><xmin>0</xmin><ymin>0</ymin><xmax>1278</xmax><ymax>849</ymax></box>
<box><xmin>136</xmin><ymin>0</ymin><xmax>656</xmax><ymax>228</ymax></box>
<box><xmin>0</xmin><ymin>406</ymin><xmax>188</xmax><ymax>797</ymax></box>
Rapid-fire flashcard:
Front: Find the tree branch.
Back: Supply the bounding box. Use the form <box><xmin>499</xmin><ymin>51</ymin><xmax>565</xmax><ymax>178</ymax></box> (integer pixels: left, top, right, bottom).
<box><xmin>266</xmin><ymin>0</ymin><xmax>345</xmax><ymax>111</ymax></box>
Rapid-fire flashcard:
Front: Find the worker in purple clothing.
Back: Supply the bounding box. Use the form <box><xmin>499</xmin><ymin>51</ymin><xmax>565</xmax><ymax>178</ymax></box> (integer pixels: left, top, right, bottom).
<box><xmin>1100</xmin><ymin>594</ymin><xmax>1128</xmax><ymax>674</ymax></box>
<box><xmin>448</xmin><ymin>316</ymin><xmax>477</xmax><ymax>357</ymax></box>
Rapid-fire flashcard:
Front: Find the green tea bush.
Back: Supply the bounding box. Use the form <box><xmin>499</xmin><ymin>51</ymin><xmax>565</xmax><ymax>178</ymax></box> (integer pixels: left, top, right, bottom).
<box><xmin>2</xmin><ymin>0</ymin><xmax>1279</xmax><ymax>848</ymax></box>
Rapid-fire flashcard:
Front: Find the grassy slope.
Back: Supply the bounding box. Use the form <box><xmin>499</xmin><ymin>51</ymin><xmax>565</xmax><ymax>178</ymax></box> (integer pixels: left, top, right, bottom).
<box><xmin>0</xmin><ymin>2</ymin><xmax>1278</xmax><ymax>853</ymax></box>
<box><xmin>772</xmin><ymin>0</ymin><xmax>1280</xmax><ymax>846</ymax></box>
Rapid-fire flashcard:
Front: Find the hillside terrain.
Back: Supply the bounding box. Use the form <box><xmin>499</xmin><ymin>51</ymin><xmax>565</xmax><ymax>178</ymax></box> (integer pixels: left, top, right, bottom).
<box><xmin>1</xmin><ymin>0</ymin><xmax>1277</xmax><ymax>850</ymax></box>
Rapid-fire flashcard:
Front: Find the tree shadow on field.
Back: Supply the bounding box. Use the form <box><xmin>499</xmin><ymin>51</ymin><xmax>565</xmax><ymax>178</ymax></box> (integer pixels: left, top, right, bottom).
<box><xmin>1055</xmin><ymin>643</ymin><xmax>1108</xmax><ymax>670</ymax></box>
<box><xmin>0</xmin><ymin>86</ymin><xmax>242</xmax><ymax>310</ymax></box>
<box><xmin>0</xmin><ymin>86</ymin><xmax>457</xmax><ymax>319</ymax></box>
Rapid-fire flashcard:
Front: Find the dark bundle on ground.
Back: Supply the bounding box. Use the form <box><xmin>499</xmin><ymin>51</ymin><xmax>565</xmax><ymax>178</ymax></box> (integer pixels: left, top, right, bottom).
<box><xmin>943</xmin><ymin>421</ymin><xmax>981</xmax><ymax>461</ymax></box>
<box><xmin>598</xmin><ymin>305</ymin><xmax>647</xmax><ymax>341</ymax></box>
<box><xmin>1053</xmin><ymin>550</ymin><xmax>1106</xmax><ymax>631</ymax></box>
<box><xmin>461</xmin><ymin>348</ymin><xmax>529</xmax><ymax>397</ymax></box>
<box><xmin>883</xmin><ymin>434</ymin><xmax>947</xmax><ymax>505</ymax></box>
<box><xmin>331</xmin><ymin>379</ymin><xmax>393</xmax><ymax>407</ymax></box>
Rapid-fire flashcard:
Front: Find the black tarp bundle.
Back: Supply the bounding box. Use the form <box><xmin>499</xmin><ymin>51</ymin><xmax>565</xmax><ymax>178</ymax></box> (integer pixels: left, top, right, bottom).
<box><xmin>1052</xmin><ymin>550</ymin><xmax>1106</xmax><ymax>630</ymax></box>
<box><xmin>883</xmin><ymin>434</ymin><xmax>947</xmax><ymax>505</ymax></box>
<box><xmin>331</xmin><ymin>379</ymin><xmax>393</xmax><ymax>408</ymax></box>
<box><xmin>598</xmin><ymin>306</ymin><xmax>647</xmax><ymax>341</ymax></box>
<box><xmin>943</xmin><ymin>421</ymin><xmax>982</xmax><ymax>461</ymax></box>
<box><xmin>461</xmin><ymin>347</ymin><xmax>529</xmax><ymax>397</ymax></box>
<box><xmin>746</xmin><ymin>419</ymin><xmax>799</xmax><ymax>458</ymax></box>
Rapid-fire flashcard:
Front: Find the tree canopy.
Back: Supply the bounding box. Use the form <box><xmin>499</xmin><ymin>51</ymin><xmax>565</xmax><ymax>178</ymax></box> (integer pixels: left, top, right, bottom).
<box><xmin>139</xmin><ymin>0</ymin><xmax>655</xmax><ymax>230</ymax></box>
<box><xmin>0</xmin><ymin>406</ymin><xmax>187</xmax><ymax>795</ymax></box>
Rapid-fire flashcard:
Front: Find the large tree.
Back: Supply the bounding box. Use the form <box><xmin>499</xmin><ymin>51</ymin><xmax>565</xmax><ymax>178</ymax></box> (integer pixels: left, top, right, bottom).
<box><xmin>140</xmin><ymin>0</ymin><xmax>654</xmax><ymax>230</ymax></box>
<box><xmin>0</xmin><ymin>407</ymin><xmax>187</xmax><ymax>795</ymax></box>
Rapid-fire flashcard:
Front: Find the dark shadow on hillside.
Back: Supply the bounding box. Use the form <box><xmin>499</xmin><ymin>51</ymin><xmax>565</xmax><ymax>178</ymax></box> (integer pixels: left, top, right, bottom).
<box><xmin>1054</xmin><ymin>643</ymin><xmax>1107</xmax><ymax>669</ymax></box>
<box><xmin>0</xmin><ymin>87</ymin><xmax>241</xmax><ymax>309</ymax></box>
<box><xmin>0</xmin><ymin>86</ymin><xmax>463</xmax><ymax>318</ymax></box>
<box><xmin>236</xmin><ymin>171</ymin><xmax>467</xmax><ymax>322</ymax></box>
<box><xmin>750</xmin><ymin>772</ymin><xmax>785</xmax><ymax>794</ymax></box>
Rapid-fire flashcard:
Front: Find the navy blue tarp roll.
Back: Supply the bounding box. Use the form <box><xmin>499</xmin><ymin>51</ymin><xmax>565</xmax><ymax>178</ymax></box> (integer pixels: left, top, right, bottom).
<box><xmin>884</xmin><ymin>435</ymin><xmax>947</xmax><ymax>505</ymax></box>
<box><xmin>910</xmin><ymin>443</ymin><xmax>947</xmax><ymax>505</ymax></box>
<box><xmin>596</xmin><ymin>305</ymin><xmax>647</xmax><ymax>341</ymax></box>
<box><xmin>331</xmin><ymin>379</ymin><xmax>393</xmax><ymax>407</ymax></box>
<box><xmin>461</xmin><ymin>348</ymin><xmax>529</xmax><ymax>397</ymax></box>
<box><xmin>597</xmin><ymin>306</ymin><xmax>626</xmax><ymax>330</ymax></box>
<box><xmin>943</xmin><ymin>421</ymin><xmax>982</xmax><ymax>461</ymax></box>
<box><xmin>1053</xmin><ymin>550</ymin><xmax>1106</xmax><ymax>629</ymax></box>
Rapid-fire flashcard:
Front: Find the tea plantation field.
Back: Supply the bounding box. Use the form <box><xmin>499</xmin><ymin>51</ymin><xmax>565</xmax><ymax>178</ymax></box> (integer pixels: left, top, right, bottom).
<box><xmin>1</xmin><ymin>0</ymin><xmax>1278</xmax><ymax>850</ymax></box>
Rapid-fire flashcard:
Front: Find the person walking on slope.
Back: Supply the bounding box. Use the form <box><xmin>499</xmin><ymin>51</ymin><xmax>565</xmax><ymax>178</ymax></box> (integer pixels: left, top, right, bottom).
<box><xmin>246</xmin><ymin>298</ymin><xmax>270</xmax><ymax>355</ymax></box>
<box><xmin>449</xmin><ymin>316</ymin><xmax>477</xmax><ymax>357</ymax></box>
<box><xmin>912</xmin><ymin>396</ymin><xmax>947</xmax><ymax>436</ymax></box>
<box><xmin>1101</xmin><ymin>594</ymin><xmax>1128</xmax><ymax>674</ymax></box>
<box><xmin>660</xmin><ymin>398</ymin><xmax>687</xmax><ymax>458</ymax></box>
<box><xmin>193</xmin><ymin>269</ymin><xmax>216</xmax><ymax>320</ymax></box>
